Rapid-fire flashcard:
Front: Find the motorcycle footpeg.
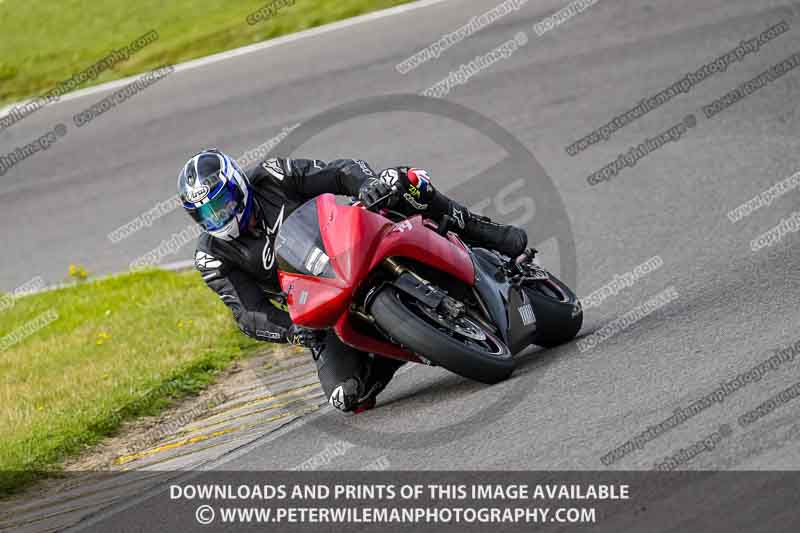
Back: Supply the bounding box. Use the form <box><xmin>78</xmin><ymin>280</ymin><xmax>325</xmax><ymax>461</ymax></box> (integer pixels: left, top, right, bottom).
<box><xmin>509</xmin><ymin>248</ymin><xmax>548</xmax><ymax>283</ymax></box>
<box><xmin>512</xmin><ymin>248</ymin><xmax>538</xmax><ymax>268</ymax></box>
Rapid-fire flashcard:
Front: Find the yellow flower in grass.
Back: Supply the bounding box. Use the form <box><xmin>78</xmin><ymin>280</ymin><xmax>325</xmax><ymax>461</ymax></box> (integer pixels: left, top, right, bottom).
<box><xmin>68</xmin><ymin>264</ymin><xmax>89</xmax><ymax>280</ymax></box>
<box><xmin>95</xmin><ymin>331</ymin><xmax>111</xmax><ymax>345</ymax></box>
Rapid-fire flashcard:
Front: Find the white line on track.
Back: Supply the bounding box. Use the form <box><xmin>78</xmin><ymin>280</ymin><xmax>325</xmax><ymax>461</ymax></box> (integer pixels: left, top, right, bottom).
<box><xmin>0</xmin><ymin>0</ymin><xmax>454</xmax><ymax>114</ymax></box>
<box><xmin>28</xmin><ymin>3</ymin><xmax>454</xmax><ymax>526</ymax></box>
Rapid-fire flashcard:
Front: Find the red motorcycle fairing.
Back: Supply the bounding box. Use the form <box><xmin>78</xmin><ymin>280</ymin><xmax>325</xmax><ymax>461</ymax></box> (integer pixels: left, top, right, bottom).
<box><xmin>335</xmin><ymin>311</ymin><xmax>421</xmax><ymax>363</ymax></box>
<box><xmin>278</xmin><ymin>194</ymin><xmax>476</xmax><ymax>361</ymax></box>
<box><xmin>277</xmin><ymin>271</ymin><xmax>349</xmax><ymax>330</ymax></box>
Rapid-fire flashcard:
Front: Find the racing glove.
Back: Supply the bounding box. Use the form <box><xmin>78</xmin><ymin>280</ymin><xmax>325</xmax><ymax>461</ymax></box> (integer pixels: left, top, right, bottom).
<box><xmin>358</xmin><ymin>177</ymin><xmax>397</xmax><ymax>209</ymax></box>
<box><xmin>378</xmin><ymin>167</ymin><xmax>435</xmax><ymax>211</ymax></box>
<box><xmin>285</xmin><ymin>324</ymin><xmax>324</xmax><ymax>348</ymax></box>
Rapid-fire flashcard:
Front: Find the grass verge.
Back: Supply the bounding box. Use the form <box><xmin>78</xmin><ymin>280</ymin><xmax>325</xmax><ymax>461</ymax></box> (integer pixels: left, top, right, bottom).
<box><xmin>0</xmin><ymin>0</ymin><xmax>415</xmax><ymax>106</ymax></box>
<box><xmin>0</xmin><ymin>269</ymin><xmax>263</xmax><ymax>496</ymax></box>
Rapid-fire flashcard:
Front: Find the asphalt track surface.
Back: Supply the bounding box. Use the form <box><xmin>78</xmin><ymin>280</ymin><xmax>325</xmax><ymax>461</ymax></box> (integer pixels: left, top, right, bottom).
<box><xmin>3</xmin><ymin>0</ymin><xmax>800</xmax><ymax>530</ymax></box>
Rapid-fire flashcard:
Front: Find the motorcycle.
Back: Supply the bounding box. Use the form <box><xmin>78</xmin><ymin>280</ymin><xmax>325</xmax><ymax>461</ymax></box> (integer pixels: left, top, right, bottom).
<box><xmin>274</xmin><ymin>193</ymin><xmax>582</xmax><ymax>384</ymax></box>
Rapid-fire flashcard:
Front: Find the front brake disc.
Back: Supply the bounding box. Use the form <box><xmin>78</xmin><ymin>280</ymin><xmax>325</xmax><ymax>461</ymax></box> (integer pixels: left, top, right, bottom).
<box><xmin>413</xmin><ymin>302</ymin><xmax>487</xmax><ymax>341</ymax></box>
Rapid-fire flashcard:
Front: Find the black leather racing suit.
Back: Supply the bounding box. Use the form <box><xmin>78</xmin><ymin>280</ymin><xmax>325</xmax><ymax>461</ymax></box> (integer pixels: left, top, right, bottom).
<box><xmin>194</xmin><ymin>157</ymin><xmax>417</xmax><ymax>410</ymax></box>
<box><xmin>193</xmin><ymin>156</ymin><xmax>524</xmax><ymax>411</ymax></box>
<box><xmin>194</xmin><ymin>157</ymin><xmax>368</xmax><ymax>342</ymax></box>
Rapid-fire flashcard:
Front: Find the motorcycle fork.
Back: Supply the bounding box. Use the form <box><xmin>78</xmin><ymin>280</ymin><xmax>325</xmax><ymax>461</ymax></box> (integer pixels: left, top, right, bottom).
<box><xmin>380</xmin><ymin>258</ymin><xmax>498</xmax><ymax>334</ymax></box>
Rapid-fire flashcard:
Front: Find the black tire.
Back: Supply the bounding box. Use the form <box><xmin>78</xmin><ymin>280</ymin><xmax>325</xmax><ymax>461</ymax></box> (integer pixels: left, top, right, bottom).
<box><xmin>525</xmin><ymin>273</ymin><xmax>583</xmax><ymax>348</ymax></box>
<box><xmin>370</xmin><ymin>287</ymin><xmax>514</xmax><ymax>384</ymax></box>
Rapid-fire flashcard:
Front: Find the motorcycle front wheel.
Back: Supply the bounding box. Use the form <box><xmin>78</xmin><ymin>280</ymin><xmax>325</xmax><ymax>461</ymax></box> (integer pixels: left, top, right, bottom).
<box><xmin>370</xmin><ymin>287</ymin><xmax>514</xmax><ymax>384</ymax></box>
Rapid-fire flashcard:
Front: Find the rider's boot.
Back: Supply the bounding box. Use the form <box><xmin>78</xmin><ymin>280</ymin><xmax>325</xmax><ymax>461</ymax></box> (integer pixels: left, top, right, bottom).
<box><xmin>353</xmin><ymin>356</ymin><xmax>405</xmax><ymax>413</ymax></box>
<box><xmin>436</xmin><ymin>198</ymin><xmax>527</xmax><ymax>258</ymax></box>
<box><xmin>328</xmin><ymin>356</ymin><xmax>405</xmax><ymax>414</ymax></box>
<box><xmin>329</xmin><ymin>378</ymin><xmax>362</xmax><ymax>412</ymax></box>
<box><xmin>457</xmin><ymin>208</ymin><xmax>528</xmax><ymax>259</ymax></box>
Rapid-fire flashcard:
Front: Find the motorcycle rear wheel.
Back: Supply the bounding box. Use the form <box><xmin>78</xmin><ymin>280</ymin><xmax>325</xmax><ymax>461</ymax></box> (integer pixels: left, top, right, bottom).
<box><xmin>370</xmin><ymin>287</ymin><xmax>514</xmax><ymax>384</ymax></box>
<box><xmin>524</xmin><ymin>273</ymin><xmax>583</xmax><ymax>348</ymax></box>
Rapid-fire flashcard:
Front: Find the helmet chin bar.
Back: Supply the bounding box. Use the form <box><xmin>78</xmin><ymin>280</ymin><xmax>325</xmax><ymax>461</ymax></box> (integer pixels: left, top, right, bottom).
<box><xmin>208</xmin><ymin>183</ymin><xmax>253</xmax><ymax>241</ymax></box>
<box><xmin>210</xmin><ymin>218</ymin><xmax>241</xmax><ymax>241</ymax></box>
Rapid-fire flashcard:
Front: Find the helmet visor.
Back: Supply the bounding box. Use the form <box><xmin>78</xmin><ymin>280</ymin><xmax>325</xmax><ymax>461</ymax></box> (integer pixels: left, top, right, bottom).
<box><xmin>184</xmin><ymin>179</ymin><xmax>244</xmax><ymax>232</ymax></box>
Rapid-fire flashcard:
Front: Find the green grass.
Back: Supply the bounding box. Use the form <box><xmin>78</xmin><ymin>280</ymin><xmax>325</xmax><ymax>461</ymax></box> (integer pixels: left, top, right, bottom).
<box><xmin>0</xmin><ymin>0</ymin><xmax>419</xmax><ymax>496</ymax></box>
<box><xmin>0</xmin><ymin>0</ymin><xmax>415</xmax><ymax>106</ymax></box>
<box><xmin>0</xmin><ymin>269</ymin><xmax>263</xmax><ymax>495</ymax></box>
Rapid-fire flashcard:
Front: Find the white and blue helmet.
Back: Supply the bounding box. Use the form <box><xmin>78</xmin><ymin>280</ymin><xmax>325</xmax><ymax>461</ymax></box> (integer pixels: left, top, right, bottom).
<box><xmin>178</xmin><ymin>149</ymin><xmax>253</xmax><ymax>241</ymax></box>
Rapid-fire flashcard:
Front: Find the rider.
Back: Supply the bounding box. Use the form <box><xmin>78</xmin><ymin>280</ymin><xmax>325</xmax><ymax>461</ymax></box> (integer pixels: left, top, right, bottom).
<box><xmin>178</xmin><ymin>149</ymin><xmax>527</xmax><ymax>413</ymax></box>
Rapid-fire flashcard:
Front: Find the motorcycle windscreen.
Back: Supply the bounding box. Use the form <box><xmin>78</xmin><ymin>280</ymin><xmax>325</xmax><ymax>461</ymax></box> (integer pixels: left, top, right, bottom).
<box><xmin>274</xmin><ymin>198</ymin><xmax>336</xmax><ymax>279</ymax></box>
